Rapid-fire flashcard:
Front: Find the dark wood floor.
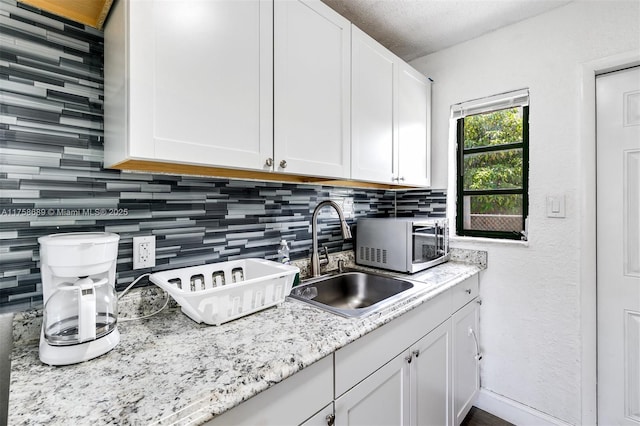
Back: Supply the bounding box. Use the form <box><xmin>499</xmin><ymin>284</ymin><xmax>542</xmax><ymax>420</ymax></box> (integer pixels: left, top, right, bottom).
<box><xmin>461</xmin><ymin>407</ymin><xmax>515</xmax><ymax>426</ymax></box>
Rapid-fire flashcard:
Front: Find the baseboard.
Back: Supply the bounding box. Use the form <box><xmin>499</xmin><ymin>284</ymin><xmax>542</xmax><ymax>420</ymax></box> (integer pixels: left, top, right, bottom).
<box><xmin>475</xmin><ymin>389</ymin><xmax>574</xmax><ymax>426</ymax></box>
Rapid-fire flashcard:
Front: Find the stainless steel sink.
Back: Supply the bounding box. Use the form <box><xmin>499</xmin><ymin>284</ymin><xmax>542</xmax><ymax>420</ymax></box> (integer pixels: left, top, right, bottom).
<box><xmin>289</xmin><ymin>271</ymin><xmax>423</xmax><ymax>318</ymax></box>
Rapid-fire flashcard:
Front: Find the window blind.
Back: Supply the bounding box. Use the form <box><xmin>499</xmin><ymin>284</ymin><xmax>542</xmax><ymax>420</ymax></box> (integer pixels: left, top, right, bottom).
<box><xmin>451</xmin><ymin>88</ymin><xmax>529</xmax><ymax>119</ymax></box>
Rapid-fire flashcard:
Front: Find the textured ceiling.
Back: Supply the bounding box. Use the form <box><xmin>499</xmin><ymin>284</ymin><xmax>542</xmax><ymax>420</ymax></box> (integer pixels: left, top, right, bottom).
<box><xmin>321</xmin><ymin>0</ymin><xmax>573</xmax><ymax>61</ymax></box>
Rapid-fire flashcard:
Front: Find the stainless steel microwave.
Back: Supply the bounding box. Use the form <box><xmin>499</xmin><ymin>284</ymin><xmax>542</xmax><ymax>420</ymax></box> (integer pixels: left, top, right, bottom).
<box><xmin>355</xmin><ymin>218</ymin><xmax>450</xmax><ymax>273</ymax></box>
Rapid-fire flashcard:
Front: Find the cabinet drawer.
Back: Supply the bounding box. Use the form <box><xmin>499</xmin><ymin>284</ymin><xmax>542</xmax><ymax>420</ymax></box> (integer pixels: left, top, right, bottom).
<box><xmin>451</xmin><ymin>274</ymin><xmax>479</xmax><ymax>314</ymax></box>
<box><xmin>334</xmin><ymin>289</ymin><xmax>452</xmax><ymax>397</ymax></box>
<box><xmin>206</xmin><ymin>355</ymin><xmax>333</xmax><ymax>426</ymax></box>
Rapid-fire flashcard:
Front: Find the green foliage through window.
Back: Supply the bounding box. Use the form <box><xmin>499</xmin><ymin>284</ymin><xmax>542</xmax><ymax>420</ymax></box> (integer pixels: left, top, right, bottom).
<box><xmin>463</xmin><ymin>108</ymin><xmax>523</xmax><ymax>149</ymax></box>
<box><xmin>456</xmin><ymin>105</ymin><xmax>529</xmax><ymax>240</ymax></box>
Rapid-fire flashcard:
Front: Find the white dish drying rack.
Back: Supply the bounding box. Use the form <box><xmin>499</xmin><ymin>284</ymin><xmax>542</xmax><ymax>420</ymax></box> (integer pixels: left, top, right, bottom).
<box><xmin>149</xmin><ymin>259</ymin><xmax>299</xmax><ymax>325</ymax></box>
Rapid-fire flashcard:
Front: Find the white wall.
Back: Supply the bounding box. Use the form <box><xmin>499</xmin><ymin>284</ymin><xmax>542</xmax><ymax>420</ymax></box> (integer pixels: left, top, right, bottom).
<box><xmin>410</xmin><ymin>2</ymin><xmax>640</xmax><ymax>424</ymax></box>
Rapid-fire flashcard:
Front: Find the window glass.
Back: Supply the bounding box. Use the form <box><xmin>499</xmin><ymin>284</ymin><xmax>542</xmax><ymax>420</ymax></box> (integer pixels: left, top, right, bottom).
<box><xmin>461</xmin><ymin>194</ymin><xmax>524</xmax><ymax>233</ymax></box>
<box><xmin>455</xmin><ymin>98</ymin><xmax>529</xmax><ymax>240</ymax></box>
<box><xmin>463</xmin><ymin>148</ymin><xmax>523</xmax><ymax>191</ymax></box>
<box><xmin>463</xmin><ymin>107</ymin><xmax>523</xmax><ymax>149</ymax></box>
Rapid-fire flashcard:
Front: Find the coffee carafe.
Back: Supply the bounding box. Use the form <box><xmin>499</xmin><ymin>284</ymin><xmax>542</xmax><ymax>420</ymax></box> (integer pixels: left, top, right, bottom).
<box><xmin>38</xmin><ymin>232</ymin><xmax>120</xmax><ymax>365</ymax></box>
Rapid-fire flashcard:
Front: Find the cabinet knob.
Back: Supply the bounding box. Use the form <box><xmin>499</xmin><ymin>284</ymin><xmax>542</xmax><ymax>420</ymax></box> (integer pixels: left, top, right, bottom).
<box><xmin>391</xmin><ymin>176</ymin><xmax>398</xmax><ymax>182</ymax></box>
<box><xmin>405</xmin><ymin>355</ymin><xmax>412</xmax><ymax>364</ymax></box>
<box><xmin>412</xmin><ymin>349</ymin><xmax>420</xmax><ymax>358</ymax></box>
<box><xmin>280</xmin><ymin>160</ymin><xmax>288</xmax><ymax>169</ymax></box>
<box><xmin>398</xmin><ymin>176</ymin><xmax>405</xmax><ymax>182</ymax></box>
<box><xmin>265</xmin><ymin>158</ymin><xmax>273</xmax><ymax>167</ymax></box>
<box><xmin>465</xmin><ymin>288</ymin><xmax>472</xmax><ymax>294</ymax></box>
<box><xmin>326</xmin><ymin>413</ymin><xmax>335</xmax><ymax>426</ymax></box>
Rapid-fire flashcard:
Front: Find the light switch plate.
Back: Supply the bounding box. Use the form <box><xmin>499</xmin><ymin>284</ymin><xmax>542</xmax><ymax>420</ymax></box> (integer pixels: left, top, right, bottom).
<box><xmin>546</xmin><ymin>195</ymin><xmax>566</xmax><ymax>218</ymax></box>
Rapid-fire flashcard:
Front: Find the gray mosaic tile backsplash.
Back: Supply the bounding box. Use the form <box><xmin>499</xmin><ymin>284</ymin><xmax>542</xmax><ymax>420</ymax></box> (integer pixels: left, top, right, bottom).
<box><xmin>0</xmin><ymin>0</ymin><xmax>446</xmax><ymax>313</ymax></box>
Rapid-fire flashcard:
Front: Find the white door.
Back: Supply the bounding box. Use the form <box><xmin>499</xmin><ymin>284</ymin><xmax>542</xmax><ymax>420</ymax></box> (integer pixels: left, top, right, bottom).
<box><xmin>412</xmin><ymin>320</ymin><xmax>452</xmax><ymax>426</ymax></box>
<box><xmin>597</xmin><ymin>66</ymin><xmax>640</xmax><ymax>426</ymax></box>
<box><xmin>274</xmin><ymin>0</ymin><xmax>351</xmax><ymax>179</ymax></box>
<box><xmin>335</xmin><ymin>350</ymin><xmax>410</xmax><ymax>426</ymax></box>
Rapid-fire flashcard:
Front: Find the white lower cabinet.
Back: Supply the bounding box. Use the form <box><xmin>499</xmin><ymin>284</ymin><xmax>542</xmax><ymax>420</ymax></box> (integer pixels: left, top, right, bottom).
<box><xmin>452</xmin><ymin>298</ymin><xmax>481</xmax><ymax>425</ymax></box>
<box><xmin>332</xmin><ymin>275</ymin><xmax>480</xmax><ymax>426</ymax></box>
<box><xmin>207</xmin><ymin>274</ymin><xmax>480</xmax><ymax>426</ymax></box>
<box><xmin>335</xmin><ymin>319</ymin><xmax>453</xmax><ymax>426</ymax></box>
<box><xmin>335</xmin><ymin>351</ymin><xmax>411</xmax><ymax>426</ymax></box>
<box><xmin>412</xmin><ymin>320</ymin><xmax>453</xmax><ymax>426</ymax></box>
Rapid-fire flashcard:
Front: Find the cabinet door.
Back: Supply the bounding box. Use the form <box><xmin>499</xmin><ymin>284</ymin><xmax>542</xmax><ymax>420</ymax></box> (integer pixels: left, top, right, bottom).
<box><xmin>412</xmin><ymin>320</ymin><xmax>453</xmax><ymax>426</ymax></box>
<box><xmin>274</xmin><ymin>0</ymin><xmax>351</xmax><ymax>178</ymax></box>
<box><xmin>350</xmin><ymin>25</ymin><xmax>395</xmax><ymax>183</ymax></box>
<box><xmin>452</xmin><ymin>299</ymin><xmax>481</xmax><ymax>425</ymax></box>
<box><xmin>335</xmin><ymin>351</ymin><xmax>411</xmax><ymax>426</ymax></box>
<box><xmin>129</xmin><ymin>0</ymin><xmax>273</xmax><ymax>170</ymax></box>
<box><xmin>397</xmin><ymin>63</ymin><xmax>431</xmax><ymax>186</ymax></box>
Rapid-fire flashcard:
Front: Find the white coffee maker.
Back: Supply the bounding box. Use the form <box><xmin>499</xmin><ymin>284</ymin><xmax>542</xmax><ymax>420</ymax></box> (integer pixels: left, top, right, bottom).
<box><xmin>38</xmin><ymin>232</ymin><xmax>120</xmax><ymax>366</ymax></box>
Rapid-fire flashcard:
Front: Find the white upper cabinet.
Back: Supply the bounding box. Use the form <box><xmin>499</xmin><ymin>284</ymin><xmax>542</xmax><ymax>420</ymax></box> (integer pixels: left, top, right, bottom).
<box><xmin>104</xmin><ymin>0</ymin><xmax>273</xmax><ymax>171</ymax></box>
<box><xmin>397</xmin><ymin>63</ymin><xmax>431</xmax><ymax>187</ymax></box>
<box><xmin>105</xmin><ymin>0</ymin><xmax>429</xmax><ymax>185</ymax></box>
<box><xmin>273</xmin><ymin>0</ymin><xmax>351</xmax><ymax>179</ymax></box>
<box><xmin>350</xmin><ymin>26</ymin><xmax>395</xmax><ymax>183</ymax></box>
<box><xmin>351</xmin><ymin>26</ymin><xmax>431</xmax><ymax>187</ymax></box>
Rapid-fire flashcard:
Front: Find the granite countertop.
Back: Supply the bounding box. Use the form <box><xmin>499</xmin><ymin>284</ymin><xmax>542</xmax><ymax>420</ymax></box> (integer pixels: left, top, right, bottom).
<box><xmin>8</xmin><ymin>250</ymin><xmax>485</xmax><ymax>426</ymax></box>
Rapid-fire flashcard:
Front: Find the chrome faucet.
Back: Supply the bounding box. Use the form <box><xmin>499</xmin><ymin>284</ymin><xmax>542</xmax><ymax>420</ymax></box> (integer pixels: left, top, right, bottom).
<box><xmin>311</xmin><ymin>200</ymin><xmax>352</xmax><ymax>277</ymax></box>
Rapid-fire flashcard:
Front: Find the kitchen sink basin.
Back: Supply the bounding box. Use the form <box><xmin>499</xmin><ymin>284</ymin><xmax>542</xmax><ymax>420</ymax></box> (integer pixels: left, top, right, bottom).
<box><xmin>289</xmin><ymin>271</ymin><xmax>423</xmax><ymax>318</ymax></box>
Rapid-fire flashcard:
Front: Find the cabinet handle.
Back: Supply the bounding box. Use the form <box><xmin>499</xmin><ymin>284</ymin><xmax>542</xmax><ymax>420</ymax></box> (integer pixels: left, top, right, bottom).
<box><xmin>326</xmin><ymin>413</ymin><xmax>335</xmax><ymax>426</ymax></box>
<box><xmin>412</xmin><ymin>349</ymin><xmax>420</xmax><ymax>358</ymax></box>
<box><xmin>468</xmin><ymin>327</ymin><xmax>483</xmax><ymax>361</ymax></box>
<box><xmin>265</xmin><ymin>158</ymin><xmax>273</xmax><ymax>167</ymax></box>
<box><xmin>280</xmin><ymin>160</ymin><xmax>287</xmax><ymax>168</ymax></box>
<box><xmin>405</xmin><ymin>355</ymin><xmax>412</xmax><ymax>364</ymax></box>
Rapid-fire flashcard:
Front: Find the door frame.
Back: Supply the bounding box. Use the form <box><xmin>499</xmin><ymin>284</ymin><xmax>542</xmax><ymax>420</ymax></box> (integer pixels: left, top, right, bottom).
<box><xmin>579</xmin><ymin>50</ymin><xmax>640</xmax><ymax>425</ymax></box>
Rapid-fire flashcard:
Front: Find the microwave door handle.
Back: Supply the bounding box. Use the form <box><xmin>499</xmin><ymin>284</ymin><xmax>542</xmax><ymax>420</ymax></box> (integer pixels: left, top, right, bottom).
<box><xmin>413</xmin><ymin>227</ymin><xmax>434</xmax><ymax>233</ymax></box>
<box><xmin>438</xmin><ymin>228</ymin><xmax>448</xmax><ymax>255</ymax></box>
<box><xmin>412</xmin><ymin>234</ymin><xmax>437</xmax><ymax>239</ymax></box>
<box><xmin>412</xmin><ymin>231</ymin><xmax>436</xmax><ymax>237</ymax></box>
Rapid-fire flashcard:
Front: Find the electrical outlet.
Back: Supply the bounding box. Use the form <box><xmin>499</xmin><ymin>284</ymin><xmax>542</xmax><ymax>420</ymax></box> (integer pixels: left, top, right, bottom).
<box><xmin>133</xmin><ymin>236</ymin><xmax>156</xmax><ymax>269</ymax></box>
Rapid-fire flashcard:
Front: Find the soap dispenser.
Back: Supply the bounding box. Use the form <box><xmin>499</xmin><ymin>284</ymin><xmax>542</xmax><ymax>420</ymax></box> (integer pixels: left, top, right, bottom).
<box><xmin>277</xmin><ymin>240</ymin><xmax>291</xmax><ymax>265</ymax></box>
